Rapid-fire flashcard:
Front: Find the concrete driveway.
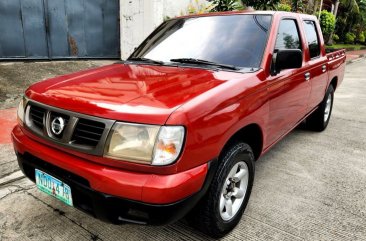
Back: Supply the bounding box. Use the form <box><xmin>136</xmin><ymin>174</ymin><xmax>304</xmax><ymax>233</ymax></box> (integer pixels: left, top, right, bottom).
<box><xmin>0</xmin><ymin>59</ymin><xmax>365</xmax><ymax>240</ymax></box>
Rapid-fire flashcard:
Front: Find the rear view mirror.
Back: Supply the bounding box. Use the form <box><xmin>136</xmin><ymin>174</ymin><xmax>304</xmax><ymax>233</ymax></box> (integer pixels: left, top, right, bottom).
<box><xmin>273</xmin><ymin>49</ymin><xmax>302</xmax><ymax>75</ymax></box>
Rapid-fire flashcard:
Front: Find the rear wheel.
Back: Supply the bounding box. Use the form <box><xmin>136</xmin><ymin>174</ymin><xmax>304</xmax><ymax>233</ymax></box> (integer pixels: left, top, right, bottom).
<box><xmin>188</xmin><ymin>142</ymin><xmax>255</xmax><ymax>238</ymax></box>
<box><xmin>307</xmin><ymin>85</ymin><xmax>334</xmax><ymax>131</ymax></box>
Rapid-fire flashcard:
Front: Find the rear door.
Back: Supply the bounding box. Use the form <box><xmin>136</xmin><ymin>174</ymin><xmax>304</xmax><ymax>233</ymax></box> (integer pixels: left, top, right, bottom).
<box><xmin>301</xmin><ymin>19</ymin><xmax>328</xmax><ymax>111</ymax></box>
<box><xmin>267</xmin><ymin>18</ymin><xmax>311</xmax><ymax>145</ymax></box>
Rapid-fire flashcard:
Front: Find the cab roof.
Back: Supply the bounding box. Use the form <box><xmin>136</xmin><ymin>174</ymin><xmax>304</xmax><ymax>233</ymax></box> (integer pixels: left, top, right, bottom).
<box><xmin>176</xmin><ymin>10</ymin><xmax>316</xmax><ymax>20</ymax></box>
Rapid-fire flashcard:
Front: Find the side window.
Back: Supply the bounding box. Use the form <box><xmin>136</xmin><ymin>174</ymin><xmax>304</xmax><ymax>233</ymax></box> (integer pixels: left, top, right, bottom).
<box><xmin>303</xmin><ymin>20</ymin><xmax>320</xmax><ymax>58</ymax></box>
<box><xmin>275</xmin><ymin>19</ymin><xmax>301</xmax><ymax>50</ymax></box>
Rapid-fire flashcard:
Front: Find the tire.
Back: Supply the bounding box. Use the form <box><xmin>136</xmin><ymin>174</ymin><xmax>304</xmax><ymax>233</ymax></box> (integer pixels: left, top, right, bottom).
<box><xmin>307</xmin><ymin>85</ymin><xmax>334</xmax><ymax>132</ymax></box>
<box><xmin>188</xmin><ymin>142</ymin><xmax>255</xmax><ymax>238</ymax></box>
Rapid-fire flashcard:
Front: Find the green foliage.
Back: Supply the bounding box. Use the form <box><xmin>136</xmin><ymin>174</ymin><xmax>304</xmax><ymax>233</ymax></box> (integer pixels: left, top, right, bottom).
<box><xmin>333</xmin><ymin>34</ymin><xmax>340</xmax><ymax>42</ymax></box>
<box><xmin>319</xmin><ymin>10</ymin><xmax>336</xmax><ymax>36</ymax></box>
<box><xmin>358</xmin><ymin>31</ymin><xmax>365</xmax><ymax>42</ymax></box>
<box><xmin>327</xmin><ymin>43</ymin><xmax>365</xmax><ymax>50</ymax></box>
<box><xmin>345</xmin><ymin>32</ymin><xmax>356</xmax><ymax>44</ymax></box>
<box><xmin>186</xmin><ymin>0</ymin><xmax>214</xmax><ymax>14</ymax></box>
<box><xmin>240</xmin><ymin>0</ymin><xmax>280</xmax><ymax>10</ymax></box>
<box><xmin>277</xmin><ymin>3</ymin><xmax>292</xmax><ymax>11</ymax></box>
<box><xmin>210</xmin><ymin>0</ymin><xmax>243</xmax><ymax>12</ymax></box>
<box><xmin>340</xmin><ymin>0</ymin><xmax>360</xmax><ymax>14</ymax></box>
<box><xmin>291</xmin><ymin>0</ymin><xmax>304</xmax><ymax>12</ymax></box>
<box><xmin>334</xmin><ymin>0</ymin><xmax>366</xmax><ymax>43</ymax></box>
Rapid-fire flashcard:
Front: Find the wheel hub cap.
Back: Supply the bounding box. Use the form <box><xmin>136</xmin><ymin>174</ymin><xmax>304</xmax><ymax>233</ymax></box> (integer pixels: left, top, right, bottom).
<box><xmin>324</xmin><ymin>94</ymin><xmax>332</xmax><ymax>122</ymax></box>
<box><xmin>219</xmin><ymin>161</ymin><xmax>249</xmax><ymax>221</ymax></box>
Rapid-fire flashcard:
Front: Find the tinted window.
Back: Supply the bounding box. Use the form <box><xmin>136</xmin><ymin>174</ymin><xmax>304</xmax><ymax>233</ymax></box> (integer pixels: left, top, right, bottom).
<box><xmin>130</xmin><ymin>15</ymin><xmax>272</xmax><ymax>68</ymax></box>
<box><xmin>303</xmin><ymin>20</ymin><xmax>320</xmax><ymax>58</ymax></box>
<box><xmin>275</xmin><ymin>19</ymin><xmax>301</xmax><ymax>50</ymax></box>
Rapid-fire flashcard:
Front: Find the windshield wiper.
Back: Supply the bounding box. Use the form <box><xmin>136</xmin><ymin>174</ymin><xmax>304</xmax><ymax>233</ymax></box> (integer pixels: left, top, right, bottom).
<box><xmin>128</xmin><ymin>57</ymin><xmax>164</xmax><ymax>65</ymax></box>
<box><xmin>170</xmin><ymin>58</ymin><xmax>240</xmax><ymax>70</ymax></box>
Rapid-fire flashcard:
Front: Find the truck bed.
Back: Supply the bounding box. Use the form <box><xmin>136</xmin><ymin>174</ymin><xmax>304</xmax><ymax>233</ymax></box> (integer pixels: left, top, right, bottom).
<box><xmin>326</xmin><ymin>49</ymin><xmax>346</xmax><ymax>88</ymax></box>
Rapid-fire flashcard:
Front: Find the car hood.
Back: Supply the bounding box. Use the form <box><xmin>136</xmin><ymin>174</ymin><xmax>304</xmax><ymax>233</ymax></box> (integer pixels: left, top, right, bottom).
<box><xmin>26</xmin><ymin>63</ymin><xmax>246</xmax><ymax>124</ymax></box>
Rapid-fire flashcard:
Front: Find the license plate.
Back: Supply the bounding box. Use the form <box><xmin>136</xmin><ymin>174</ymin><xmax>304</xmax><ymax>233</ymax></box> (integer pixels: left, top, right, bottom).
<box><xmin>35</xmin><ymin>169</ymin><xmax>73</xmax><ymax>206</ymax></box>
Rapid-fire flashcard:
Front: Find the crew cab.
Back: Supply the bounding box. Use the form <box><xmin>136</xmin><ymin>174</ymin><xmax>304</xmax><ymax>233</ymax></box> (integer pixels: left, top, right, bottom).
<box><xmin>12</xmin><ymin>11</ymin><xmax>346</xmax><ymax>237</ymax></box>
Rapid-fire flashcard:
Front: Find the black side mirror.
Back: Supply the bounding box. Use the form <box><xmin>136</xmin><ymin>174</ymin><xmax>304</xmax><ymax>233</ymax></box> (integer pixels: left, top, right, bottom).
<box><xmin>272</xmin><ymin>49</ymin><xmax>302</xmax><ymax>75</ymax></box>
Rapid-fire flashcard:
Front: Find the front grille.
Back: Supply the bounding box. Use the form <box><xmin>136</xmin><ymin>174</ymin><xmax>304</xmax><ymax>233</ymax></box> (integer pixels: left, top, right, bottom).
<box><xmin>72</xmin><ymin>119</ymin><xmax>105</xmax><ymax>147</ymax></box>
<box><xmin>50</xmin><ymin>111</ymin><xmax>70</xmax><ymax>139</ymax></box>
<box><xmin>29</xmin><ymin>105</ymin><xmax>46</xmax><ymax>129</ymax></box>
<box><xmin>25</xmin><ymin>101</ymin><xmax>114</xmax><ymax>155</ymax></box>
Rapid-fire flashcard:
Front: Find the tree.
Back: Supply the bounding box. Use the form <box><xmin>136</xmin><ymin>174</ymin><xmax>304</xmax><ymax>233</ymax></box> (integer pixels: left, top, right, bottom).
<box><xmin>326</xmin><ymin>0</ymin><xmax>339</xmax><ymax>45</ymax></box>
<box><xmin>240</xmin><ymin>0</ymin><xmax>281</xmax><ymax>10</ymax></box>
<box><xmin>319</xmin><ymin>10</ymin><xmax>336</xmax><ymax>43</ymax></box>
<box><xmin>291</xmin><ymin>0</ymin><xmax>305</xmax><ymax>12</ymax></box>
<box><xmin>277</xmin><ymin>3</ymin><xmax>292</xmax><ymax>11</ymax></box>
<box><xmin>334</xmin><ymin>0</ymin><xmax>360</xmax><ymax>42</ymax></box>
<box><xmin>210</xmin><ymin>0</ymin><xmax>244</xmax><ymax>11</ymax></box>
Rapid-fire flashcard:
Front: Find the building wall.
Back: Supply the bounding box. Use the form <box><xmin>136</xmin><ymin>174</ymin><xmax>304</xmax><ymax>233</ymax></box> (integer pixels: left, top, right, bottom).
<box><xmin>120</xmin><ymin>0</ymin><xmax>208</xmax><ymax>59</ymax></box>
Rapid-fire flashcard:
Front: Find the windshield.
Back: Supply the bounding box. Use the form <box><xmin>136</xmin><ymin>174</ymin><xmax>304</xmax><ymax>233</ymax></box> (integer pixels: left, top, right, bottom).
<box><xmin>130</xmin><ymin>14</ymin><xmax>272</xmax><ymax>69</ymax></box>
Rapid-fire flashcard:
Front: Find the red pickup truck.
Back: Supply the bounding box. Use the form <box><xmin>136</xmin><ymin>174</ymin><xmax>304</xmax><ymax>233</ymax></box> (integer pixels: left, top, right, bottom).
<box><xmin>12</xmin><ymin>11</ymin><xmax>345</xmax><ymax>237</ymax></box>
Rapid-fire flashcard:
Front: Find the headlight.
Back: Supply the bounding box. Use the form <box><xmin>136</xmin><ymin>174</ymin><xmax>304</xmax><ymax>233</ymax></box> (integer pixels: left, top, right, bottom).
<box><xmin>104</xmin><ymin>123</ymin><xmax>185</xmax><ymax>165</ymax></box>
<box><xmin>105</xmin><ymin>123</ymin><xmax>160</xmax><ymax>163</ymax></box>
<box><xmin>17</xmin><ymin>97</ymin><xmax>26</xmax><ymax>124</ymax></box>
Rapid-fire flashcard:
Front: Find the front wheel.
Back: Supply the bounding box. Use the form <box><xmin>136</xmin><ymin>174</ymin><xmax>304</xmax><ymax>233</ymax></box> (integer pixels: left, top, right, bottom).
<box><xmin>188</xmin><ymin>142</ymin><xmax>255</xmax><ymax>238</ymax></box>
<box><xmin>307</xmin><ymin>85</ymin><xmax>334</xmax><ymax>132</ymax></box>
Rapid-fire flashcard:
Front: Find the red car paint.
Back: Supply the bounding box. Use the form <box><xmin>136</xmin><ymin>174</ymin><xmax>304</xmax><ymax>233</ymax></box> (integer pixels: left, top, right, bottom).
<box><xmin>12</xmin><ymin>11</ymin><xmax>345</xmax><ymax>205</ymax></box>
<box><xmin>12</xmin><ymin>125</ymin><xmax>207</xmax><ymax>203</ymax></box>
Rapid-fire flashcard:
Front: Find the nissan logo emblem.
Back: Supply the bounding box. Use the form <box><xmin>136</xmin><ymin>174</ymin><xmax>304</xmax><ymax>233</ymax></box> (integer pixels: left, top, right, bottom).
<box><xmin>51</xmin><ymin>117</ymin><xmax>65</xmax><ymax>135</ymax></box>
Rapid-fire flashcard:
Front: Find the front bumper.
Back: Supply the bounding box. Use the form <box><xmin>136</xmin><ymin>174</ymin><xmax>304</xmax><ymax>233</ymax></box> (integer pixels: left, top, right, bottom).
<box><xmin>12</xmin><ymin>125</ymin><xmax>217</xmax><ymax>224</ymax></box>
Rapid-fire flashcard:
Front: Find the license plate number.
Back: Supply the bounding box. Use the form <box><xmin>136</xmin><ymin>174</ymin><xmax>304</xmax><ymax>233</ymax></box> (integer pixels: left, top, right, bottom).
<box><xmin>35</xmin><ymin>169</ymin><xmax>73</xmax><ymax>206</ymax></box>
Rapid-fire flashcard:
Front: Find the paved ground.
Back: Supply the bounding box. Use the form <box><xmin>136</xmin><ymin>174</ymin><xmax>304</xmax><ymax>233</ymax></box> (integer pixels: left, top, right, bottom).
<box><xmin>345</xmin><ymin>49</ymin><xmax>366</xmax><ymax>62</ymax></box>
<box><xmin>0</xmin><ymin>59</ymin><xmax>366</xmax><ymax>240</ymax></box>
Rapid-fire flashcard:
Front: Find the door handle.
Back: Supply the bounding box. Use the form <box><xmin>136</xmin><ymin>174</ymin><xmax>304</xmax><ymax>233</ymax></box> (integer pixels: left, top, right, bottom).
<box><xmin>322</xmin><ymin>65</ymin><xmax>326</xmax><ymax>73</ymax></box>
<box><xmin>305</xmin><ymin>72</ymin><xmax>310</xmax><ymax>81</ymax></box>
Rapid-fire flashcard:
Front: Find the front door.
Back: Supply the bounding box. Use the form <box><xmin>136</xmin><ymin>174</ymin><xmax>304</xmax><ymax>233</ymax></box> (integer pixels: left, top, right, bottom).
<box><xmin>267</xmin><ymin>18</ymin><xmax>311</xmax><ymax>145</ymax></box>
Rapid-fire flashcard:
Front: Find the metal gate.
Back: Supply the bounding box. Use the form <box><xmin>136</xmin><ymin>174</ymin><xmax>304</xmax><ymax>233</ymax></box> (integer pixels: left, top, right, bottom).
<box><xmin>0</xmin><ymin>0</ymin><xmax>120</xmax><ymax>59</ymax></box>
